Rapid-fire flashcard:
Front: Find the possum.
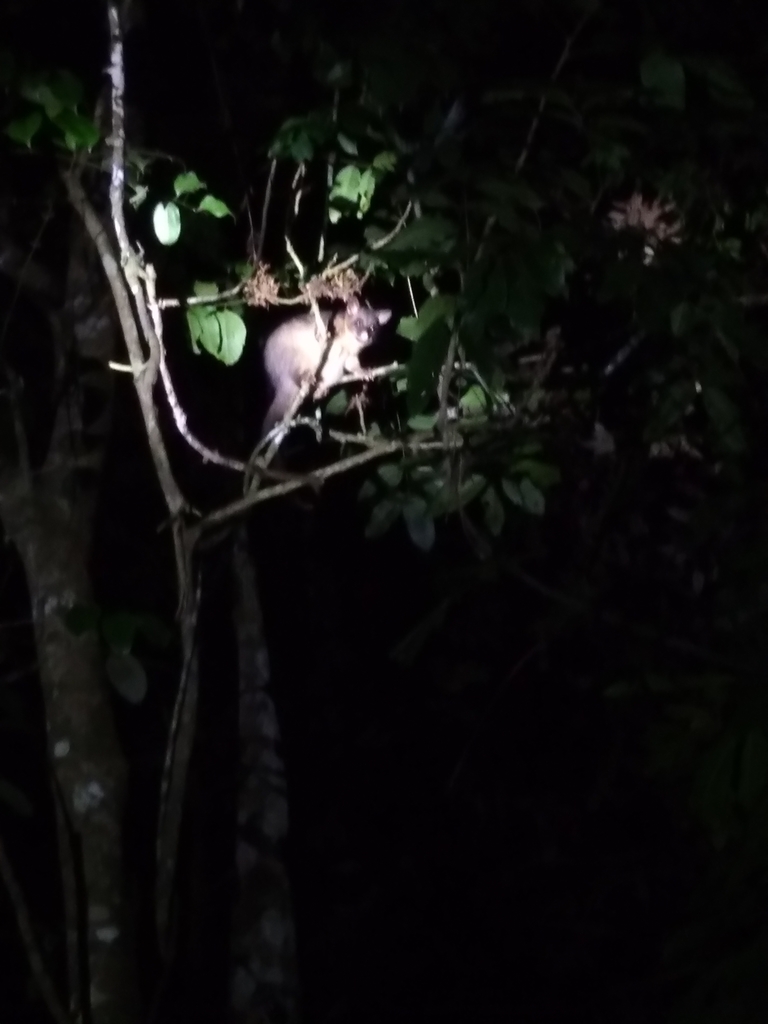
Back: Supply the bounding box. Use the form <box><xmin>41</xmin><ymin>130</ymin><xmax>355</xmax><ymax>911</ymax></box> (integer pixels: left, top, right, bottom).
<box><xmin>260</xmin><ymin>297</ymin><xmax>392</xmax><ymax>438</ymax></box>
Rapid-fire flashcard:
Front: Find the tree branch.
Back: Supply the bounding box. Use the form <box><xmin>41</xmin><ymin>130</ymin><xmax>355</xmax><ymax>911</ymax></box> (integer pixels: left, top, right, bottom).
<box><xmin>104</xmin><ymin>1</ymin><xmax>199</xmax><ymax>961</ymax></box>
<box><xmin>200</xmin><ymin>433</ymin><xmax>461</xmax><ymax>532</ymax></box>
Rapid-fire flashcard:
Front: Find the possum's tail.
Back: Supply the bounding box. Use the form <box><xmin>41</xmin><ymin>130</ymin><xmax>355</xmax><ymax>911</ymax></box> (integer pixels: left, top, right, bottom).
<box><xmin>260</xmin><ymin>383</ymin><xmax>300</xmax><ymax>441</ymax></box>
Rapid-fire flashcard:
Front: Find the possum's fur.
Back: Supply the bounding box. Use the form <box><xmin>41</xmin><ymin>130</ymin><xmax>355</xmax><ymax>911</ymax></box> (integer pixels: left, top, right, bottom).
<box><xmin>260</xmin><ymin>297</ymin><xmax>391</xmax><ymax>438</ymax></box>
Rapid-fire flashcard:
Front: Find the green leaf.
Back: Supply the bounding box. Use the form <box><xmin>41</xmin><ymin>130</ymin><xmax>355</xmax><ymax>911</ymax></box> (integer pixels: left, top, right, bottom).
<box><xmin>48</xmin><ymin>69</ymin><xmax>83</xmax><ymax>110</ymax></box>
<box><xmin>670</xmin><ymin>302</ymin><xmax>695</xmax><ymax>337</ymax></box>
<box><xmin>197</xmin><ymin>194</ymin><xmax>233</xmax><ymax>218</ymax></box>
<box><xmin>407</xmin><ymin>413</ymin><xmax>437</xmax><ymax>431</ymax></box>
<box><xmin>646</xmin><ymin>674</ymin><xmax>677</xmax><ymax>694</ymax></box>
<box><xmin>365</xmin><ymin>499</ymin><xmax>401</xmax><ymax>538</ymax></box>
<box><xmin>397</xmin><ymin>316</ymin><xmax>419</xmax><ymax>341</ymax></box>
<box><xmin>692</xmin><ymin>733</ymin><xmax>739</xmax><ymax>829</ymax></box>
<box><xmin>0</xmin><ymin>779</ymin><xmax>33</xmax><ymax>817</ymax></box>
<box><xmin>268</xmin><ymin>114</ymin><xmax>331</xmax><ymax>162</ymax></box>
<box><xmin>701</xmin><ymin>386</ymin><xmax>745</xmax><ymax>453</ymax></box>
<box><xmin>64</xmin><ymin>603</ymin><xmax>100</xmax><ymax>636</ymax></box>
<box><xmin>101</xmin><ymin>611</ymin><xmax>140</xmax><ymax>654</ymax></box>
<box><xmin>648</xmin><ymin>380</ymin><xmax>696</xmax><ymax>437</ymax></box>
<box><xmin>459</xmin><ymin>385</ymin><xmax>487</xmax><ymax>414</ymax></box>
<box><xmin>212</xmin><ymin>310</ymin><xmax>247</xmax><ymax>366</ymax></box>
<box><xmin>51</xmin><ymin>110</ymin><xmax>99</xmax><ymax>151</ymax></box>
<box><xmin>330</xmin><ymin>165</ymin><xmax>362</xmax><ymax>203</ymax></box>
<box><xmin>403</xmin><ymin>499</ymin><xmax>436</xmax><ymax>552</ymax></box>
<box><xmin>684</xmin><ymin>56</ymin><xmax>753</xmax><ymax>109</ymax></box>
<box><xmin>187</xmin><ymin>306</ymin><xmax>216</xmax><ymax>355</ymax></box>
<box><xmin>557</xmin><ymin>169</ymin><xmax>592</xmax><ymax>201</ymax></box>
<box><xmin>397</xmin><ymin>294</ymin><xmax>456</xmax><ymax>342</ymax></box>
<box><xmin>378</xmin><ymin>215</ymin><xmax>455</xmax><ymax>253</ymax></box>
<box><xmin>337</xmin><ymin>132</ymin><xmax>358</xmax><ymax>155</ymax></box>
<box><xmin>405</xmin><ymin>320</ymin><xmax>451</xmax><ymax>414</ymax></box>
<box><xmin>482</xmin><ymin>487</ymin><xmax>505</xmax><ymax>537</ymax></box>
<box><xmin>290</xmin><ymin>133</ymin><xmax>315</xmax><ymax>162</ymax></box>
<box><xmin>357</xmin><ymin>167</ymin><xmax>376</xmax><ymax>215</ymax></box>
<box><xmin>372</xmin><ymin>151</ymin><xmax>397</xmax><ymax>172</ymax></box>
<box><xmin>390</xmin><ymin>596</ymin><xmax>453</xmax><ymax>665</ymax></box>
<box><xmin>5</xmin><ymin>111</ymin><xmax>43</xmax><ymax>147</ymax></box>
<box><xmin>428</xmin><ymin>473</ymin><xmax>486</xmax><ymax>517</ymax></box>
<box><xmin>136</xmin><ymin>615</ymin><xmax>172</xmax><ymax>649</ymax></box>
<box><xmin>324</xmin><ymin>390</ymin><xmax>349</xmax><ymax>416</ymax></box>
<box><xmin>508</xmin><ymin>459</ymin><xmax>560</xmax><ymax>489</ymax></box>
<box><xmin>502</xmin><ymin>478</ymin><xmax>523</xmax><ymax>506</ymax></box>
<box><xmin>585</xmin><ymin>139</ymin><xmax>630</xmax><ymax>174</ymax></box>
<box><xmin>327</xmin><ymin>162</ymin><xmax>377</xmax><ymax>218</ymax></box>
<box><xmin>106</xmin><ymin>651</ymin><xmax>148</xmax><ymax>704</ymax></box>
<box><xmin>377</xmin><ymin>463</ymin><xmax>403</xmax><ymax>488</ymax></box>
<box><xmin>193</xmin><ymin>280</ymin><xmax>220</xmax><ymax>298</ymax></box>
<box><xmin>456</xmin><ymin>474</ymin><xmax>487</xmax><ymax>509</ymax></box>
<box><xmin>481</xmin><ymin>262</ymin><xmax>508</xmax><ymax>316</ymax></box>
<box><xmin>519</xmin><ymin>478</ymin><xmax>545</xmax><ymax>516</ymax></box>
<box><xmin>475</xmin><ymin>177</ymin><xmax>543</xmax><ymax>212</ymax></box>
<box><xmin>19</xmin><ymin>76</ymin><xmax>63</xmax><ymax>118</ymax></box>
<box><xmin>0</xmin><ymin>51</ymin><xmax>15</xmax><ymax>87</ymax></box>
<box><xmin>529</xmin><ymin>238</ymin><xmax>575</xmax><ymax>297</ymax></box>
<box><xmin>640</xmin><ymin>51</ymin><xmax>686</xmax><ymax>110</ymax></box>
<box><xmin>186</xmin><ymin>307</ymin><xmax>247</xmax><ymax>365</ymax></box>
<box><xmin>604</xmin><ymin>681</ymin><xmax>641</xmax><ymax>699</ymax></box>
<box><xmin>737</xmin><ymin>730</ymin><xmax>768</xmax><ymax>808</ymax></box>
<box><xmin>326</xmin><ymin>61</ymin><xmax>352</xmax><ymax>87</ymax></box>
<box><xmin>174</xmin><ymin>171</ymin><xmax>206</xmax><ymax>196</ymax></box>
<box><xmin>153</xmin><ymin>202</ymin><xmax>182</xmax><ymax>245</ymax></box>
<box><xmin>506</xmin><ymin>282</ymin><xmax>543</xmax><ymax>335</ymax></box>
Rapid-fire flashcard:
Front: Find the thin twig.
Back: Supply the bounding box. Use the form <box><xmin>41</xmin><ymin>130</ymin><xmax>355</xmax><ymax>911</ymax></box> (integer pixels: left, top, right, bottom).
<box><xmin>4</xmin><ymin>367</ymin><xmax>31</xmax><ymax>481</ymax></box>
<box><xmin>256</xmin><ymin>159</ymin><xmax>277</xmax><ymax>263</ymax></box>
<box><xmin>0</xmin><ymin>834</ymin><xmax>72</xmax><ymax>1024</ymax></box>
<box><xmin>320</xmin><ymin>202</ymin><xmax>413</xmax><ymax>279</ymax></box>
<box><xmin>105</xmin><ymin>4</ymin><xmax>199</xmax><ymax>964</ymax></box>
<box><xmin>157</xmin><ymin>282</ymin><xmax>244</xmax><ymax>311</ymax></box>
<box><xmin>202</xmin><ymin>434</ymin><xmax>461</xmax><ymax>531</ymax></box>
<box><xmin>505</xmin><ymin>560</ymin><xmax>761</xmax><ymax>674</ymax></box>
<box><xmin>62</xmin><ymin>173</ymin><xmax>184</xmax><ymax>521</ymax></box>
<box><xmin>318</xmin><ymin>91</ymin><xmax>340</xmax><ymax>264</ymax></box>
<box><xmin>158</xmin><ymin>201</ymin><xmax>411</xmax><ymax>313</ymax></box>
<box><xmin>477</xmin><ymin>7</ymin><xmax>593</xmax><ymax>257</ymax></box>
<box><xmin>437</xmin><ymin>331</ymin><xmax>460</xmax><ymax>436</ymax></box>
<box><xmin>155</xmin><ymin>572</ymin><xmax>201</xmax><ymax>954</ymax></box>
<box><xmin>446</xmin><ymin>641</ymin><xmax>547</xmax><ymax>794</ymax></box>
<box><xmin>193</xmin><ymin>0</ymin><xmax>258</xmax><ymax>256</ymax></box>
<box><xmin>406</xmin><ymin>275</ymin><xmax>418</xmax><ymax>316</ymax></box>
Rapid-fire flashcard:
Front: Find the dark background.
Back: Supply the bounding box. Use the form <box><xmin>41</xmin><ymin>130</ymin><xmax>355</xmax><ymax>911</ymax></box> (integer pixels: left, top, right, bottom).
<box><xmin>1</xmin><ymin>1</ymin><xmax>759</xmax><ymax>1021</ymax></box>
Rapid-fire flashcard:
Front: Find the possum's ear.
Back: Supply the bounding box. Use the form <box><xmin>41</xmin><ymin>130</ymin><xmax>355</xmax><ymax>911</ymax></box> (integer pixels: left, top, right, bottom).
<box><xmin>346</xmin><ymin>296</ymin><xmax>361</xmax><ymax>315</ymax></box>
<box><xmin>375</xmin><ymin>309</ymin><xmax>392</xmax><ymax>325</ymax></box>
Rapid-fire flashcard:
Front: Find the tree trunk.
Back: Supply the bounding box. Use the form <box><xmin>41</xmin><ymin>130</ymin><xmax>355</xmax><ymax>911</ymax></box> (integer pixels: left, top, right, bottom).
<box><xmin>230</xmin><ymin>526</ymin><xmax>299</xmax><ymax>1023</ymax></box>
<box><xmin>0</xmin><ymin>216</ymin><xmax>141</xmax><ymax>1024</ymax></box>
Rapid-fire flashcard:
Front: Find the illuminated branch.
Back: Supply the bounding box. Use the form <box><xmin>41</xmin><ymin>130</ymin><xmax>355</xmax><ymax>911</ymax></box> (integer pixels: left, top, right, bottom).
<box><xmin>200</xmin><ymin>431</ymin><xmax>463</xmax><ymax>533</ymax></box>
<box><xmin>104</xmin><ymin>1</ymin><xmax>198</xmax><ymax>962</ymax></box>
<box><xmin>320</xmin><ymin>202</ymin><xmax>414</xmax><ymax>278</ymax></box>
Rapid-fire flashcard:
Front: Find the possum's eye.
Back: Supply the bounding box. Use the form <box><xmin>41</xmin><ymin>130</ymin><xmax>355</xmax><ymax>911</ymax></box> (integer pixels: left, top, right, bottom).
<box><xmin>352</xmin><ymin>319</ymin><xmax>370</xmax><ymax>340</ymax></box>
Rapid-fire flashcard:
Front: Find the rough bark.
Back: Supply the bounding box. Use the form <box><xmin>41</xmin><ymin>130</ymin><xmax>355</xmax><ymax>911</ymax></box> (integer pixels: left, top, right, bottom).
<box><xmin>0</xmin><ymin>216</ymin><xmax>140</xmax><ymax>1024</ymax></box>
